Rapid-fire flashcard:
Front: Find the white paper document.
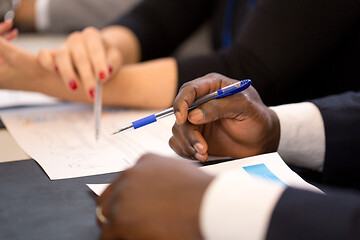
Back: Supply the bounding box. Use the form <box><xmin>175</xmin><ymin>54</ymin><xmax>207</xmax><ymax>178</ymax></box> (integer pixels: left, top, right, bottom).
<box><xmin>87</xmin><ymin>152</ymin><xmax>322</xmax><ymax>196</ymax></box>
<box><xmin>1</xmin><ymin>104</ymin><xmax>180</xmax><ymax>180</ymax></box>
<box><xmin>0</xmin><ymin>90</ymin><xmax>59</xmax><ymax>109</ymax></box>
<box><xmin>0</xmin><ymin>129</ymin><xmax>30</xmax><ymax>162</ymax></box>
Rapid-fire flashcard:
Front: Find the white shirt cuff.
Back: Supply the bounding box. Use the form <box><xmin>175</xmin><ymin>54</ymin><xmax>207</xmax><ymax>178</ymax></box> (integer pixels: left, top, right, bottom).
<box><xmin>270</xmin><ymin>102</ymin><xmax>325</xmax><ymax>171</ymax></box>
<box><xmin>34</xmin><ymin>0</ymin><xmax>50</xmax><ymax>32</ymax></box>
<box><xmin>200</xmin><ymin>170</ymin><xmax>285</xmax><ymax>240</ymax></box>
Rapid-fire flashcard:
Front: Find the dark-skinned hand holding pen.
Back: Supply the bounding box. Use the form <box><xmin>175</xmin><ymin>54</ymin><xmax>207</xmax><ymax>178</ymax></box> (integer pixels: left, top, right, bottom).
<box><xmin>170</xmin><ymin>73</ymin><xmax>281</xmax><ymax>162</ymax></box>
<box><xmin>96</xmin><ymin>73</ymin><xmax>282</xmax><ymax>239</ymax></box>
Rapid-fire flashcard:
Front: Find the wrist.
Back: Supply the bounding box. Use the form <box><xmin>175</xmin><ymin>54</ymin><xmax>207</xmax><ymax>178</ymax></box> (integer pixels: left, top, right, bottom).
<box><xmin>104</xmin><ymin>58</ymin><xmax>178</xmax><ymax>108</ymax></box>
<box><xmin>265</xmin><ymin>108</ymin><xmax>281</xmax><ymax>153</ymax></box>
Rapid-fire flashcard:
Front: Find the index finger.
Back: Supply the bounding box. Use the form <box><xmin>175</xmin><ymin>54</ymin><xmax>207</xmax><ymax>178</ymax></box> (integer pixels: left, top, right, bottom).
<box><xmin>0</xmin><ymin>20</ymin><xmax>13</xmax><ymax>35</ymax></box>
<box><xmin>173</xmin><ymin>73</ymin><xmax>236</xmax><ymax>125</ymax></box>
<box><xmin>82</xmin><ymin>27</ymin><xmax>109</xmax><ymax>83</ymax></box>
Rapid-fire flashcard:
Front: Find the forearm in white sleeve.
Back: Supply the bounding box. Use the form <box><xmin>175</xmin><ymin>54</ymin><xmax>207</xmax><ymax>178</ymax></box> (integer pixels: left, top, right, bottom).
<box><xmin>34</xmin><ymin>0</ymin><xmax>50</xmax><ymax>32</ymax></box>
<box><xmin>270</xmin><ymin>102</ymin><xmax>325</xmax><ymax>171</ymax></box>
<box><xmin>200</xmin><ymin>170</ymin><xmax>285</xmax><ymax>240</ymax></box>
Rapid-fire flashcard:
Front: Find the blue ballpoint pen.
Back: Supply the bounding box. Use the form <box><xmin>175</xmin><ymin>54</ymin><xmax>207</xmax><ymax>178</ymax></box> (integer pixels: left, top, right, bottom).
<box><xmin>111</xmin><ymin>79</ymin><xmax>252</xmax><ymax>135</ymax></box>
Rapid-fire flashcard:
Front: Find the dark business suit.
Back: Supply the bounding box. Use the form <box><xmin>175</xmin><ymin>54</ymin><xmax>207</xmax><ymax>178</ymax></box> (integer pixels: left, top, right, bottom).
<box><xmin>266</xmin><ymin>91</ymin><xmax>360</xmax><ymax>240</ymax></box>
<box><xmin>116</xmin><ymin>0</ymin><xmax>360</xmax><ymax>106</ymax></box>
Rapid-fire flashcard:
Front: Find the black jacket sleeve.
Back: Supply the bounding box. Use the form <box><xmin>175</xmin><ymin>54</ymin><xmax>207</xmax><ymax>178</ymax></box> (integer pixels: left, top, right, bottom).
<box><xmin>311</xmin><ymin>91</ymin><xmax>360</xmax><ymax>189</ymax></box>
<box><xmin>178</xmin><ymin>0</ymin><xmax>360</xmax><ymax>105</ymax></box>
<box><xmin>266</xmin><ymin>91</ymin><xmax>360</xmax><ymax>240</ymax></box>
<box><xmin>114</xmin><ymin>0</ymin><xmax>359</xmax><ymax>106</ymax></box>
<box><xmin>266</xmin><ymin>187</ymin><xmax>360</xmax><ymax>240</ymax></box>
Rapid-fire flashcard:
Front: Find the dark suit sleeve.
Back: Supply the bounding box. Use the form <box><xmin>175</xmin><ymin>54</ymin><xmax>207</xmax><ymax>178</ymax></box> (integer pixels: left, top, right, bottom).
<box><xmin>310</xmin><ymin>91</ymin><xmax>360</xmax><ymax>189</ymax></box>
<box><xmin>266</xmin><ymin>92</ymin><xmax>360</xmax><ymax>239</ymax></box>
<box><xmin>114</xmin><ymin>0</ymin><xmax>360</xmax><ymax>104</ymax></box>
<box><xmin>177</xmin><ymin>0</ymin><xmax>360</xmax><ymax>105</ymax></box>
<box><xmin>266</xmin><ymin>187</ymin><xmax>360</xmax><ymax>240</ymax></box>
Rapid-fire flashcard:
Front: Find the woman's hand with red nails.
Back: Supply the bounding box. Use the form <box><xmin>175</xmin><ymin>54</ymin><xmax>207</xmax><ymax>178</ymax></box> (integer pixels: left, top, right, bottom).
<box><xmin>37</xmin><ymin>27</ymin><xmax>122</xmax><ymax>99</ymax></box>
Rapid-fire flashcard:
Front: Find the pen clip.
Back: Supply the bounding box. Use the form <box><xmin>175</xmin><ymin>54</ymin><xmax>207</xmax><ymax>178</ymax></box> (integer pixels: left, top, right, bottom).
<box><xmin>215</xmin><ymin>79</ymin><xmax>251</xmax><ymax>99</ymax></box>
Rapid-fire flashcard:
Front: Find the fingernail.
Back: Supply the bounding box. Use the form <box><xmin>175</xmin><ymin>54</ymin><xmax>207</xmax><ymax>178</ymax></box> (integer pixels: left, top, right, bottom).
<box><xmin>195</xmin><ymin>152</ymin><xmax>206</xmax><ymax>162</ymax></box>
<box><xmin>99</xmin><ymin>71</ymin><xmax>106</xmax><ymax>81</ymax></box>
<box><xmin>194</xmin><ymin>143</ymin><xmax>204</xmax><ymax>153</ymax></box>
<box><xmin>69</xmin><ymin>80</ymin><xmax>77</xmax><ymax>90</ymax></box>
<box><xmin>175</xmin><ymin>112</ymin><xmax>182</xmax><ymax>124</ymax></box>
<box><xmin>190</xmin><ymin>109</ymin><xmax>204</xmax><ymax>122</ymax></box>
<box><xmin>89</xmin><ymin>88</ymin><xmax>95</xmax><ymax>99</ymax></box>
<box><xmin>108</xmin><ymin>66</ymin><xmax>113</xmax><ymax>74</ymax></box>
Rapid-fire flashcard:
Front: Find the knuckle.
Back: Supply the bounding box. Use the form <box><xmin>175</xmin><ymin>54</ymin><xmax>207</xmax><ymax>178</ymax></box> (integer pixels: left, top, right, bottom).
<box><xmin>171</xmin><ymin>124</ymin><xmax>178</xmax><ymax>135</ymax></box>
<box><xmin>179</xmin><ymin>81</ymin><xmax>192</xmax><ymax>91</ymax></box>
<box><xmin>37</xmin><ymin>50</ymin><xmax>51</xmax><ymax>62</ymax></box>
<box><xmin>55</xmin><ymin>46</ymin><xmax>68</xmax><ymax>57</ymax></box>
<box><xmin>83</xmin><ymin>26</ymin><xmax>98</xmax><ymax>36</ymax></box>
<box><xmin>206</xmin><ymin>72</ymin><xmax>223</xmax><ymax>79</ymax></box>
<box><xmin>68</xmin><ymin>31</ymin><xmax>81</xmax><ymax>42</ymax></box>
<box><xmin>168</xmin><ymin>137</ymin><xmax>176</xmax><ymax>149</ymax></box>
<box><xmin>138</xmin><ymin>153</ymin><xmax>157</xmax><ymax>162</ymax></box>
<box><xmin>136</xmin><ymin>154</ymin><xmax>149</xmax><ymax>165</ymax></box>
<box><xmin>37</xmin><ymin>49</ymin><xmax>48</xmax><ymax>56</ymax></box>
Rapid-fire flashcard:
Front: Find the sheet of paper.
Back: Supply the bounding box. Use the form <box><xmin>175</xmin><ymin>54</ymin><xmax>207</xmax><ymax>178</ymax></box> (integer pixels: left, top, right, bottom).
<box><xmin>201</xmin><ymin>152</ymin><xmax>322</xmax><ymax>193</ymax></box>
<box><xmin>0</xmin><ymin>90</ymin><xmax>59</xmax><ymax>109</ymax></box>
<box><xmin>1</xmin><ymin>104</ymin><xmax>182</xmax><ymax>180</ymax></box>
<box><xmin>0</xmin><ymin>129</ymin><xmax>30</xmax><ymax>162</ymax></box>
<box><xmin>87</xmin><ymin>152</ymin><xmax>322</xmax><ymax>196</ymax></box>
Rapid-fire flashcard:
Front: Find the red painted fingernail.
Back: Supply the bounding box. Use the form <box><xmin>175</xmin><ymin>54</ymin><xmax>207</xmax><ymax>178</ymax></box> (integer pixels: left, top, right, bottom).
<box><xmin>99</xmin><ymin>71</ymin><xmax>106</xmax><ymax>81</ymax></box>
<box><xmin>69</xmin><ymin>80</ymin><xmax>77</xmax><ymax>90</ymax></box>
<box><xmin>89</xmin><ymin>88</ymin><xmax>95</xmax><ymax>99</ymax></box>
<box><xmin>108</xmin><ymin>66</ymin><xmax>113</xmax><ymax>74</ymax></box>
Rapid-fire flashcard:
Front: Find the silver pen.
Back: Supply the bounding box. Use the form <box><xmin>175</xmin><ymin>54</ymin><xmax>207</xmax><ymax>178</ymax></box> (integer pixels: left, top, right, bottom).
<box><xmin>94</xmin><ymin>79</ymin><xmax>102</xmax><ymax>140</ymax></box>
<box><xmin>112</xmin><ymin>79</ymin><xmax>252</xmax><ymax>135</ymax></box>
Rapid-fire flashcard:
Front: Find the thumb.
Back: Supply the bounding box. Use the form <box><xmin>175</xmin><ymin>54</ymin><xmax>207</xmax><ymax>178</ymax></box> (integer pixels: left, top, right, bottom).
<box><xmin>188</xmin><ymin>93</ymin><xmax>248</xmax><ymax>124</ymax></box>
